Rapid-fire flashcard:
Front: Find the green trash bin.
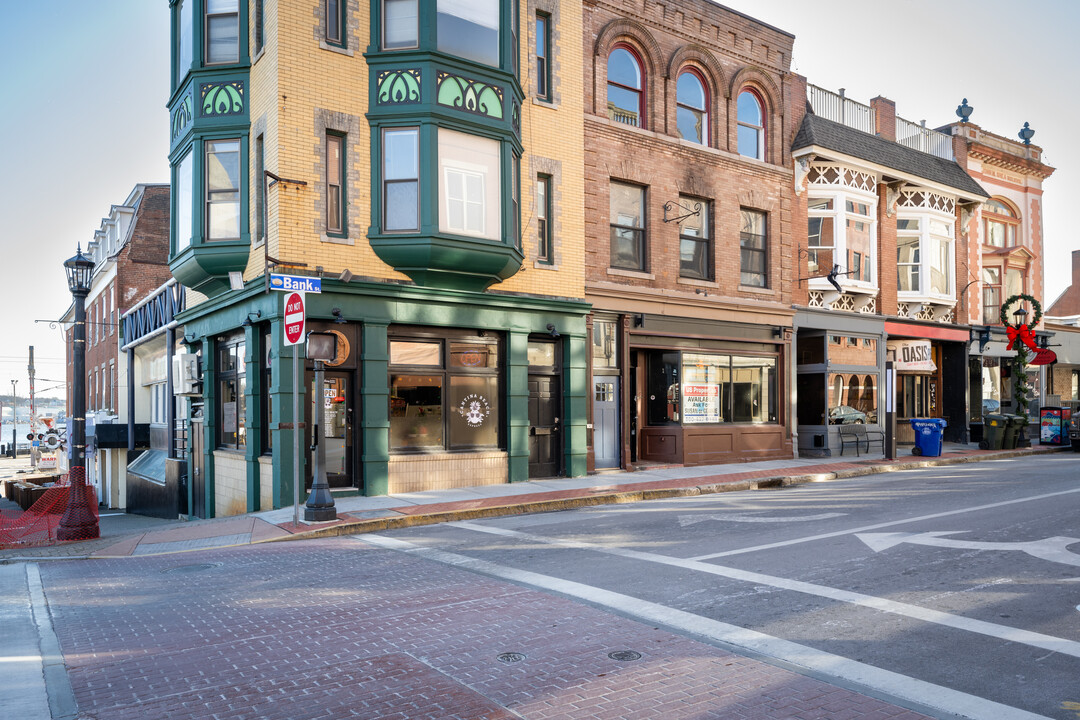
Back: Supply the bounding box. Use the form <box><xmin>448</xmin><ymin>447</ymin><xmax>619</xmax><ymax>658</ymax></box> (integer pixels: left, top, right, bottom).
<box><xmin>1007</xmin><ymin>414</ymin><xmax>1030</xmax><ymax>448</ymax></box>
<box><xmin>1001</xmin><ymin>414</ymin><xmax>1022</xmax><ymax>449</ymax></box>
<box><xmin>980</xmin><ymin>413</ymin><xmax>1007</xmax><ymax>450</ymax></box>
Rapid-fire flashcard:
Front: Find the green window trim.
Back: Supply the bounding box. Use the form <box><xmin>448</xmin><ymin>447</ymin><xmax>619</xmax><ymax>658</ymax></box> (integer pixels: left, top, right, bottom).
<box><xmin>326</xmin><ymin>0</ymin><xmax>347</xmax><ymax>48</ymax></box>
<box><xmin>535</xmin><ymin>12</ymin><xmax>551</xmax><ymax>101</ymax></box>
<box><xmin>326</xmin><ymin>132</ymin><xmax>347</xmax><ymax>237</ymax></box>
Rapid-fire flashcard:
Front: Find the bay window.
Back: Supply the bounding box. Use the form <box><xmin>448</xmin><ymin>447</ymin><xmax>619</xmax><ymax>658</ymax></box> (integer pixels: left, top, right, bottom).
<box><xmin>1006</xmin><ymin>267</ymin><xmax>1024</xmax><ymax>300</ymax></box>
<box><xmin>383</xmin><ymin>128</ymin><xmax>418</xmax><ymax>232</ymax></box>
<box><xmin>205</xmin><ymin>0</ymin><xmax>239</xmax><ymax>65</ymax></box>
<box><xmin>206</xmin><ymin>139</ymin><xmax>241</xmax><ymax>241</ymax></box>
<box><xmin>807</xmin><ymin>192</ymin><xmax>876</xmax><ymax>286</ymax></box>
<box><xmin>437</xmin><ymin>0</ymin><xmax>499</xmax><ymax>67</ymax></box>
<box><xmin>438</xmin><ymin>128</ymin><xmax>501</xmax><ymax>240</ymax></box>
<box><xmin>175</xmin><ymin>150</ymin><xmax>193</xmax><ymax>252</ymax></box>
<box><xmin>897</xmin><ymin>212</ymin><xmax>955</xmax><ymax>298</ymax></box>
<box><xmin>383</xmin><ymin>0</ymin><xmax>418</xmax><ymax>50</ymax></box>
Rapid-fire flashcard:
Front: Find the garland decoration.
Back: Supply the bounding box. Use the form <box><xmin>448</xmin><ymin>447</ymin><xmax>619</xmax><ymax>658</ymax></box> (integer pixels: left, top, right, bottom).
<box><xmin>999</xmin><ymin>293</ymin><xmax>1041</xmax><ymax>328</ymax></box>
<box><xmin>1000</xmin><ymin>293</ymin><xmax>1042</xmax><ymax>447</ymax></box>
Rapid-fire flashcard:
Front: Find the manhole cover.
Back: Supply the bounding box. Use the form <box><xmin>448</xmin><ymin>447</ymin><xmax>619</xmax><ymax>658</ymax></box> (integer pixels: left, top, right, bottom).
<box><xmin>496</xmin><ymin>652</ymin><xmax>526</xmax><ymax>664</ymax></box>
<box><xmin>161</xmin><ymin>563</ymin><xmax>222</xmax><ymax>574</ymax></box>
<box><xmin>608</xmin><ymin>650</ymin><xmax>642</xmax><ymax>662</ymax></box>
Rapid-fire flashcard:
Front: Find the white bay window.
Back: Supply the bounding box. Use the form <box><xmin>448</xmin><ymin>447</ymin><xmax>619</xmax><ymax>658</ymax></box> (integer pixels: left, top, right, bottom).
<box><xmin>806</xmin><ymin>188</ymin><xmax>877</xmax><ymax>291</ymax></box>
<box><xmin>438</xmin><ymin>129</ymin><xmax>501</xmax><ymax>240</ymax></box>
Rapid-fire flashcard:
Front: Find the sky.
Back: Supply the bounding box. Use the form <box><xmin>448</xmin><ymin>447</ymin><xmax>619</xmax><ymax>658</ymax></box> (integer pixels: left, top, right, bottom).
<box><xmin>0</xmin><ymin>0</ymin><xmax>1077</xmax><ymax>402</ymax></box>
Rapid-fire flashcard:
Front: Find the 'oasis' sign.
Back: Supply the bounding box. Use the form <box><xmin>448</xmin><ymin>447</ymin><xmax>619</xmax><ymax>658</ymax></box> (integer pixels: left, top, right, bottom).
<box><xmin>888</xmin><ymin>339</ymin><xmax>936</xmax><ymax>372</ymax></box>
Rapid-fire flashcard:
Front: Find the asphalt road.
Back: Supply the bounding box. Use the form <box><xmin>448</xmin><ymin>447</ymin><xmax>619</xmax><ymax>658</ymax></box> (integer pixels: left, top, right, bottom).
<box><xmin>365</xmin><ymin>453</ymin><xmax>1080</xmax><ymax>720</ymax></box>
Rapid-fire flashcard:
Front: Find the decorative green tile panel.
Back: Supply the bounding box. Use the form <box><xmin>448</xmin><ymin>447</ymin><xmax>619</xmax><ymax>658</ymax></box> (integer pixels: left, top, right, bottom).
<box><xmin>436</xmin><ymin>71</ymin><xmax>504</xmax><ymax>120</ymax></box>
<box><xmin>200</xmin><ymin>81</ymin><xmax>245</xmax><ymax>117</ymax></box>
<box><xmin>377</xmin><ymin>68</ymin><xmax>422</xmax><ymax>105</ymax></box>
<box><xmin>172</xmin><ymin>93</ymin><xmax>193</xmax><ymax>141</ymax></box>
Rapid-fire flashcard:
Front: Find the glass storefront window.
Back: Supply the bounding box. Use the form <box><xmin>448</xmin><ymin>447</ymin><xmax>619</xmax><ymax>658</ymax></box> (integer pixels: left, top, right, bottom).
<box><xmin>449</xmin><ymin>375</ymin><xmax>498</xmax><ymax>447</ymax></box>
<box><xmin>391</xmin><ymin>341</ymin><xmax>440</xmax><ymax>365</ymax></box>
<box><xmin>731</xmin><ymin>356</ymin><xmax>776</xmax><ymax>423</ymax></box>
<box><xmin>828</xmin><ymin>372</ymin><xmax>878</xmax><ymax>424</ymax></box>
<box><xmin>449</xmin><ymin>342</ymin><xmax>498</xmax><ymax>368</ymax></box>
<box><xmin>797</xmin><ymin>335</ymin><xmax>825</xmax><ymax>365</ymax></box>
<box><xmin>390</xmin><ymin>374</ymin><xmax>444</xmax><ymax>448</ymax></box>
<box><xmin>827</xmin><ymin>336</ymin><xmax>877</xmax><ymax>365</ymax></box>
<box><xmin>683</xmin><ymin>353</ymin><xmax>729</xmax><ymax>424</ymax></box>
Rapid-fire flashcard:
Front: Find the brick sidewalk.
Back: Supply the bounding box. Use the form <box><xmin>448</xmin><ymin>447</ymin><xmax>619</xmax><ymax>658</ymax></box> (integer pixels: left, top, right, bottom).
<box><xmin>39</xmin><ymin>538</ymin><xmax>934</xmax><ymax>720</ymax></box>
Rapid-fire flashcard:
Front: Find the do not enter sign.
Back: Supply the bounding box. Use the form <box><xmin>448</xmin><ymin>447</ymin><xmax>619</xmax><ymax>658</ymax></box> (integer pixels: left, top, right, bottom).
<box><xmin>284</xmin><ymin>291</ymin><xmax>306</xmax><ymax>346</ymax></box>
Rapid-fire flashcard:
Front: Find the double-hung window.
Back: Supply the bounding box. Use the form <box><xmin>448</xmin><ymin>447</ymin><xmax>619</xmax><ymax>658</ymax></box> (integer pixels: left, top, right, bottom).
<box><xmin>737</xmin><ymin>89</ymin><xmax>765</xmax><ymax>159</ymax></box>
<box><xmin>806</xmin><ymin>197</ymin><xmax>835</xmax><ymax>276</ymax></box>
<box><xmin>383</xmin><ymin>0</ymin><xmax>418</xmax><ymax>49</ymax></box>
<box><xmin>607</xmin><ymin>46</ymin><xmax>644</xmax><ymax>127</ymax></box>
<box><xmin>326</xmin><ymin>133</ymin><xmax>345</xmax><ymax>235</ymax></box>
<box><xmin>610</xmin><ymin>182</ymin><xmax>645</xmax><ymax>271</ymax></box>
<box><xmin>676</xmin><ymin>71</ymin><xmax>708</xmax><ymax>145</ymax></box>
<box><xmin>535</xmin><ymin>13</ymin><xmax>551</xmax><ymax>100</ymax></box>
<box><xmin>255</xmin><ymin>135</ymin><xmax>266</xmax><ymax>243</ymax></box>
<box><xmin>326</xmin><ymin>0</ymin><xmax>344</xmax><ymax>46</ymax></box>
<box><xmin>897</xmin><ymin>219</ymin><xmax>921</xmax><ymax>293</ymax></box>
<box><xmin>437</xmin><ymin>0</ymin><xmax>500</xmax><ymax>67</ymax></box>
<box><xmin>807</xmin><ymin>190</ymin><xmax>876</xmax><ymax>288</ymax></box>
<box><xmin>383</xmin><ymin>128</ymin><xmax>419</xmax><ymax>232</ymax></box>
<box><xmin>206</xmin><ymin>140</ymin><xmax>241</xmax><ymax>241</ymax></box>
<box><xmin>740</xmin><ymin>209</ymin><xmax>767</xmax><ymax>287</ymax></box>
<box><xmin>205</xmin><ymin>0</ymin><xmax>239</xmax><ymax>64</ymax></box>
<box><xmin>438</xmin><ymin>129</ymin><xmax>501</xmax><ymax>240</ymax></box>
<box><xmin>897</xmin><ymin>213</ymin><xmax>954</xmax><ymax>297</ymax></box>
<box><xmin>175</xmin><ymin>151</ymin><xmax>193</xmax><ymax>252</ymax></box>
<box><xmin>982</xmin><ymin>267</ymin><xmax>1001</xmax><ymax>324</ymax></box>
<box><xmin>536</xmin><ymin>174</ymin><xmax>552</xmax><ymax>263</ymax></box>
<box><xmin>678</xmin><ymin>198</ymin><xmax>709</xmax><ymax>280</ymax></box>
<box><xmin>983</xmin><ymin>198</ymin><xmax>1018</xmax><ymax>247</ymax></box>
<box><xmin>845</xmin><ymin>200</ymin><xmax>872</xmax><ymax>282</ymax></box>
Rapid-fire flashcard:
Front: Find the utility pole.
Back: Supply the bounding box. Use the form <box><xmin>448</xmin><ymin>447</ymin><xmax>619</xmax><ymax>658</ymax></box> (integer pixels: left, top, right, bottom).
<box><xmin>29</xmin><ymin>346</ymin><xmax>37</xmax><ymax>469</ymax></box>
<box><xmin>10</xmin><ymin>380</ymin><xmax>17</xmax><ymax>458</ymax></box>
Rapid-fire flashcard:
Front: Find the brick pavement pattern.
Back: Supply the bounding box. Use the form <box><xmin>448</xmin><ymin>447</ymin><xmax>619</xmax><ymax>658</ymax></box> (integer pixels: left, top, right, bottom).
<box><xmin>40</xmin><ymin>538</ymin><xmax>932</xmax><ymax>720</ymax></box>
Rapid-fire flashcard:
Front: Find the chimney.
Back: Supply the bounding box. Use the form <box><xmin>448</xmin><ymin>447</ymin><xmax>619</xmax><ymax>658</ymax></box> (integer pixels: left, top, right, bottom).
<box><xmin>870</xmin><ymin>96</ymin><xmax>896</xmax><ymax>141</ymax></box>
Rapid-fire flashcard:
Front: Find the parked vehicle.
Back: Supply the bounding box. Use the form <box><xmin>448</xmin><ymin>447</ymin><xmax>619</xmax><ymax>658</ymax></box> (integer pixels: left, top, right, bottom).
<box><xmin>829</xmin><ymin>405</ymin><xmax>867</xmax><ymax>424</ymax></box>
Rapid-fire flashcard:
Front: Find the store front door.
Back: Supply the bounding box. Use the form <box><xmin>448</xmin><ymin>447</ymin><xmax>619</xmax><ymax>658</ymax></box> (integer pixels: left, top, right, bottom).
<box><xmin>307</xmin><ymin>371</ymin><xmax>354</xmax><ymax>489</ymax></box>
<box><xmin>528</xmin><ymin>373</ymin><xmax>561</xmax><ymax>478</ymax></box>
<box><xmin>593</xmin><ymin>376</ymin><xmax>620</xmax><ymax>468</ymax></box>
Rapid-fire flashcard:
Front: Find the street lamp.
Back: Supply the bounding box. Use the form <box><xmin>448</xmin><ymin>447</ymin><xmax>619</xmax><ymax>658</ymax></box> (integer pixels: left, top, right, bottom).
<box><xmin>57</xmin><ymin>245</ymin><xmax>99</xmax><ymax>541</ymax></box>
<box><xmin>1012</xmin><ymin>306</ymin><xmax>1031</xmax><ymax>449</ymax></box>
<box><xmin>9</xmin><ymin>380</ymin><xmax>16</xmax><ymax>458</ymax></box>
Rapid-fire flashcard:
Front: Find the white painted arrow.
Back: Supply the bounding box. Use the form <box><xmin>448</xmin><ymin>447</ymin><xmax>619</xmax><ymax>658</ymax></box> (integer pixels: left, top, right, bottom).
<box><xmin>679</xmin><ymin>512</ymin><xmax>846</xmax><ymax>527</ymax></box>
<box><xmin>856</xmin><ymin>531</ymin><xmax>1080</xmax><ymax>568</ymax></box>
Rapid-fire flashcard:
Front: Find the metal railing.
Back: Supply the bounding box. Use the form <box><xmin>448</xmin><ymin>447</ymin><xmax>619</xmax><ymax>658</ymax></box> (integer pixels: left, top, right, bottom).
<box><xmin>806</xmin><ymin>84</ymin><xmax>875</xmax><ymax>134</ymax></box>
<box><xmin>895</xmin><ymin>116</ymin><xmax>954</xmax><ymax>160</ymax></box>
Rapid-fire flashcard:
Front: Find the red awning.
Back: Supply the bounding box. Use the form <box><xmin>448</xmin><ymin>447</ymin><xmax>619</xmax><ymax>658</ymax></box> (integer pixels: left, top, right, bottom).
<box><xmin>884</xmin><ymin>321</ymin><xmax>969</xmax><ymax>342</ymax></box>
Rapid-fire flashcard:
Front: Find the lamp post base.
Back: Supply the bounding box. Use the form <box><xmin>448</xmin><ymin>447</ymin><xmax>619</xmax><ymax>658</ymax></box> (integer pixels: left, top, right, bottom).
<box><xmin>303</xmin><ymin>504</ymin><xmax>337</xmax><ymax>522</ymax></box>
<box><xmin>57</xmin><ymin>477</ymin><xmax>100</xmax><ymax>541</ymax></box>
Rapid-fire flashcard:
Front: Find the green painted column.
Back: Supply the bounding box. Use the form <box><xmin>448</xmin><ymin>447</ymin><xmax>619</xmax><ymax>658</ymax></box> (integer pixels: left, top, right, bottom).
<box><xmin>271</xmin><ymin>336</ymin><xmax>307</xmax><ymax>510</ymax></box>
<box><xmin>202</xmin><ymin>337</ymin><xmax>217</xmax><ymax>518</ymax></box>
<box><xmin>564</xmin><ymin>331</ymin><xmax>588</xmax><ymax>478</ymax></box>
<box><xmin>506</xmin><ymin>329</ymin><xmax>530</xmax><ymax>481</ymax></box>
<box><xmin>243</xmin><ymin>323</ymin><xmax>261</xmax><ymax>512</ymax></box>
<box><xmin>361</xmin><ymin>321</ymin><xmax>390</xmax><ymax>496</ymax></box>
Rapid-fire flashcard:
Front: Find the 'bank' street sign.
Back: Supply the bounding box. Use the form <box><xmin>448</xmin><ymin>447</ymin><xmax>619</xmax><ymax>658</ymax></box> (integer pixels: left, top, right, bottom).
<box><xmin>270</xmin><ymin>273</ymin><xmax>322</xmax><ymax>293</ymax></box>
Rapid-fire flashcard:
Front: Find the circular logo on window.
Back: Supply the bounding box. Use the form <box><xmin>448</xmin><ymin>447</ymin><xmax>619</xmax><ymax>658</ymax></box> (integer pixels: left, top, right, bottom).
<box><xmin>458</xmin><ymin>394</ymin><xmax>491</xmax><ymax>428</ymax></box>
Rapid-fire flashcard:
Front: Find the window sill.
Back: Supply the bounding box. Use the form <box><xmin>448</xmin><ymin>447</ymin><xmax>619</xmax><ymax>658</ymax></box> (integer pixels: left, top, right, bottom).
<box><xmin>321</xmin><ymin>233</ymin><xmax>354</xmax><ymax>246</ymax></box>
<box><xmin>533</xmin><ymin>260</ymin><xmax>559</xmax><ymax>270</ymax></box>
<box><xmin>319</xmin><ymin>41</ymin><xmax>354</xmax><ymax>57</ymax></box>
<box><xmin>608</xmin><ymin>267</ymin><xmax>654</xmax><ymax>280</ymax></box>
<box><xmin>738</xmin><ymin>284</ymin><xmax>775</xmax><ymax>296</ymax></box>
<box><xmin>676</xmin><ymin>277</ymin><xmax>717</xmax><ymax>288</ymax></box>
<box><xmin>532</xmin><ymin>97</ymin><xmax>559</xmax><ymax>110</ymax></box>
<box><xmin>252</xmin><ymin>47</ymin><xmax>266</xmax><ymax>66</ymax></box>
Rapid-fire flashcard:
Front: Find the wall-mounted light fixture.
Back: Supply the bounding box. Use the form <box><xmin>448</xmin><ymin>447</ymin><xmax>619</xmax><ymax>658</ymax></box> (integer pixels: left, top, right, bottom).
<box><xmin>546</xmin><ymin>323</ymin><xmax>560</xmax><ymax>338</ymax></box>
<box><xmin>241</xmin><ymin>309</ymin><xmax>263</xmax><ymax>327</ymax></box>
<box><xmin>331</xmin><ymin>307</ymin><xmax>347</xmax><ymax>324</ymax></box>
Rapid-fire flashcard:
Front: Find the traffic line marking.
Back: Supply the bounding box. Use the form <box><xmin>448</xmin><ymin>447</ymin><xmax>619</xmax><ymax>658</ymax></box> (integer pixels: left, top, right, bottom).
<box><xmin>689</xmin><ymin>485</ymin><xmax>1080</xmax><ymax>561</ymax></box>
<box><xmin>678</xmin><ymin>511</ymin><xmax>846</xmax><ymax>526</ymax></box>
<box><xmin>857</xmin><ymin>531</ymin><xmax>1080</xmax><ymax>568</ymax></box>
<box><xmin>359</xmin><ymin>533</ymin><xmax>1051</xmax><ymax>720</ymax></box>
<box><xmin>448</xmin><ymin>521</ymin><xmax>1080</xmax><ymax>660</ymax></box>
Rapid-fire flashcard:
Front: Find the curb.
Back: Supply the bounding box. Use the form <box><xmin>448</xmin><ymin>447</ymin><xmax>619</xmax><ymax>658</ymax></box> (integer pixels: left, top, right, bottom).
<box><xmin>262</xmin><ymin>445</ymin><xmax>1066</xmax><ymax>545</ymax></box>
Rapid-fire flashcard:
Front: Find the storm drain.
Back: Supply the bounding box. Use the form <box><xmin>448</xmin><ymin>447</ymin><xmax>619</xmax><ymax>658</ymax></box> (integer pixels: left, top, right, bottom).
<box><xmin>160</xmin><ymin>562</ymin><xmax>223</xmax><ymax>574</ymax></box>
<box><xmin>496</xmin><ymin>652</ymin><xmax>526</xmax><ymax>664</ymax></box>
<box><xmin>608</xmin><ymin>650</ymin><xmax>642</xmax><ymax>661</ymax></box>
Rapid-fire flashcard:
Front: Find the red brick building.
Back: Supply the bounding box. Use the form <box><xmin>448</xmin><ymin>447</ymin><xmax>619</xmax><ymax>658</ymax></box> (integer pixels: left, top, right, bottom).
<box><xmin>63</xmin><ymin>183</ymin><xmax>172</xmax><ymax>506</ymax></box>
<box><xmin>582</xmin><ymin>0</ymin><xmax>802</xmax><ymax>469</ymax></box>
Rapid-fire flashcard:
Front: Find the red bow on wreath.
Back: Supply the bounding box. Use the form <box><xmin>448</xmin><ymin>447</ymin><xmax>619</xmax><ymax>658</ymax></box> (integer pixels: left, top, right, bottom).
<box><xmin>1005</xmin><ymin>323</ymin><xmax>1038</xmax><ymax>352</ymax></box>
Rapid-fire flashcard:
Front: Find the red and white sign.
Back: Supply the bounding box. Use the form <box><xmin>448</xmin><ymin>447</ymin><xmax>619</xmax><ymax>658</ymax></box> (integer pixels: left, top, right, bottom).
<box><xmin>284</xmin><ymin>291</ymin><xmax>306</xmax><ymax>346</ymax></box>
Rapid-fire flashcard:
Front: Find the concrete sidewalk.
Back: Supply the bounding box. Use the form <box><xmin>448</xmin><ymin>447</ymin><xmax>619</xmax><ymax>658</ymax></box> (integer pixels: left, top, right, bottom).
<box><xmin>1</xmin><ymin>440</ymin><xmax>1064</xmax><ymax>562</ymax></box>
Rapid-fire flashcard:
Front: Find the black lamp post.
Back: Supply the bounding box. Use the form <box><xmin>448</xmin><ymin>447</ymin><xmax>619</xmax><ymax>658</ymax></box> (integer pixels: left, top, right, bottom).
<box><xmin>1012</xmin><ymin>306</ymin><xmax>1032</xmax><ymax>449</ymax></box>
<box><xmin>9</xmin><ymin>379</ymin><xmax>16</xmax><ymax>458</ymax></box>
<box><xmin>57</xmin><ymin>245</ymin><xmax>99</xmax><ymax>541</ymax></box>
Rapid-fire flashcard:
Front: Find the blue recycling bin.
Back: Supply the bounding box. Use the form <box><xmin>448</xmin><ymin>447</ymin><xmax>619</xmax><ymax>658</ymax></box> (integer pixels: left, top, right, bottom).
<box><xmin>910</xmin><ymin>418</ymin><xmax>947</xmax><ymax>457</ymax></box>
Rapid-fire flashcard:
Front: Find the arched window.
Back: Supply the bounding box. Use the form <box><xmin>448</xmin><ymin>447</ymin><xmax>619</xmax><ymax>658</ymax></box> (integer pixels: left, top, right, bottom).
<box><xmin>737</xmin><ymin>89</ymin><xmax>765</xmax><ymax>160</ymax></box>
<box><xmin>982</xmin><ymin>198</ymin><xmax>1019</xmax><ymax>248</ymax></box>
<box><xmin>676</xmin><ymin>70</ymin><xmax>708</xmax><ymax>144</ymax></box>
<box><xmin>862</xmin><ymin>376</ymin><xmax>875</xmax><ymax>416</ymax></box>
<box><xmin>607</xmin><ymin>46</ymin><xmax>644</xmax><ymax>128</ymax></box>
<box><xmin>847</xmin><ymin>375</ymin><xmax>861</xmax><ymax>408</ymax></box>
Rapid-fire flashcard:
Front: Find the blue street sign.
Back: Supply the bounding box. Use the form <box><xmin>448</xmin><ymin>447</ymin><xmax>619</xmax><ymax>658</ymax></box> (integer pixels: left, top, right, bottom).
<box><xmin>269</xmin><ymin>274</ymin><xmax>322</xmax><ymax>293</ymax></box>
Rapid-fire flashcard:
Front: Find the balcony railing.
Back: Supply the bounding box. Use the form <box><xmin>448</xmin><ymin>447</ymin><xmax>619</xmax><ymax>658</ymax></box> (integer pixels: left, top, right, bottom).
<box><xmin>895</xmin><ymin>116</ymin><xmax>954</xmax><ymax>160</ymax></box>
<box><xmin>806</xmin><ymin>85</ymin><xmax>875</xmax><ymax>134</ymax></box>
